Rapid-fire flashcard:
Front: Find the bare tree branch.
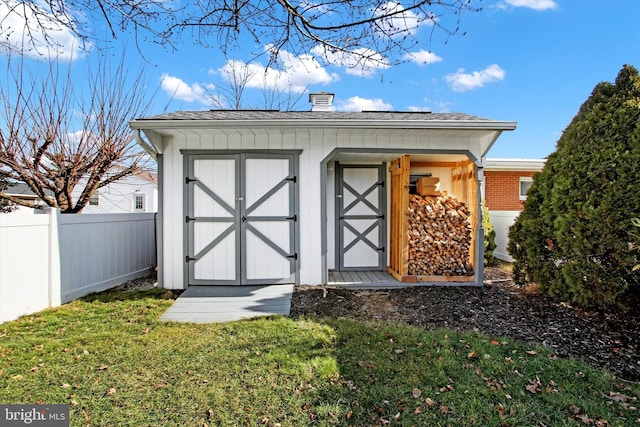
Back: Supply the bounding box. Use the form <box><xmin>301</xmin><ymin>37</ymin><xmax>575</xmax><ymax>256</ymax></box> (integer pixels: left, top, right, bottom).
<box><xmin>0</xmin><ymin>52</ymin><xmax>154</xmax><ymax>213</ymax></box>
<box><xmin>1</xmin><ymin>0</ymin><xmax>479</xmax><ymax>66</ymax></box>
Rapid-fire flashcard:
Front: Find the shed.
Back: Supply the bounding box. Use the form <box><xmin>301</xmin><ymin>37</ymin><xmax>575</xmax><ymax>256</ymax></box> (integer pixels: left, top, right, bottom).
<box><xmin>130</xmin><ymin>98</ymin><xmax>515</xmax><ymax>289</ymax></box>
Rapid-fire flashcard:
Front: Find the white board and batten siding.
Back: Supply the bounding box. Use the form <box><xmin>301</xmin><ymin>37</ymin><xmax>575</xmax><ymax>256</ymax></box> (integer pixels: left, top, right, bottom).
<box><xmin>159</xmin><ymin>128</ymin><xmax>482</xmax><ymax>289</ymax></box>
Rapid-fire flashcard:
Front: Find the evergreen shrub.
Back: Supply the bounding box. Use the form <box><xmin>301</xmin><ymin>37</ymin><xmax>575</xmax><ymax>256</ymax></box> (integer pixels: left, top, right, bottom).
<box><xmin>508</xmin><ymin>65</ymin><xmax>640</xmax><ymax>309</ymax></box>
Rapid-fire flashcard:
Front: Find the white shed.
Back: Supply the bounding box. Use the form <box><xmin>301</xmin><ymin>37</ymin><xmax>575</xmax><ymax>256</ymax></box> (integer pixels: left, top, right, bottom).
<box><xmin>130</xmin><ymin>102</ymin><xmax>515</xmax><ymax>290</ymax></box>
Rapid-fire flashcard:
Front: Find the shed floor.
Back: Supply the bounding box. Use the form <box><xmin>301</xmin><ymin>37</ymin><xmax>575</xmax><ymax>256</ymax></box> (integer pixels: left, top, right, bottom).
<box><xmin>328</xmin><ymin>270</ymin><xmax>401</xmax><ymax>289</ymax></box>
<box><xmin>160</xmin><ymin>284</ymin><xmax>293</xmax><ymax>323</ymax></box>
<box><xmin>327</xmin><ymin>270</ymin><xmax>480</xmax><ymax>289</ymax></box>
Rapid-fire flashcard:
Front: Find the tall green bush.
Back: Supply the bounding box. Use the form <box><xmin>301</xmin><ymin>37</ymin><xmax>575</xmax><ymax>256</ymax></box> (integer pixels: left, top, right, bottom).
<box><xmin>482</xmin><ymin>201</ymin><xmax>497</xmax><ymax>266</ymax></box>
<box><xmin>508</xmin><ymin>65</ymin><xmax>640</xmax><ymax>309</ymax></box>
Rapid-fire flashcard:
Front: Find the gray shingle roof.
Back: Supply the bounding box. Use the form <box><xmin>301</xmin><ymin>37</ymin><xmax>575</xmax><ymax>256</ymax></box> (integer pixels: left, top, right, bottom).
<box><xmin>136</xmin><ymin>110</ymin><xmax>492</xmax><ymax>122</ymax></box>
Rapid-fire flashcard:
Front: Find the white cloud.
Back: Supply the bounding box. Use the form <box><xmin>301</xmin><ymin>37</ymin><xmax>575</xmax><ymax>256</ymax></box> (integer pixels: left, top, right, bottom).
<box><xmin>374</xmin><ymin>1</ymin><xmax>433</xmax><ymax>38</ymax></box>
<box><xmin>335</xmin><ymin>96</ymin><xmax>392</xmax><ymax>112</ymax></box>
<box><xmin>159</xmin><ymin>73</ymin><xmax>216</xmax><ymax>105</ymax></box>
<box><xmin>214</xmin><ymin>47</ymin><xmax>339</xmax><ymax>94</ymax></box>
<box><xmin>311</xmin><ymin>46</ymin><xmax>390</xmax><ymax>77</ymax></box>
<box><xmin>445</xmin><ymin>64</ymin><xmax>506</xmax><ymax>92</ymax></box>
<box><xmin>403</xmin><ymin>50</ymin><xmax>442</xmax><ymax>65</ymax></box>
<box><xmin>501</xmin><ymin>0</ymin><xmax>558</xmax><ymax>11</ymax></box>
<box><xmin>409</xmin><ymin>100</ymin><xmax>453</xmax><ymax>113</ymax></box>
<box><xmin>0</xmin><ymin>0</ymin><xmax>87</xmax><ymax>60</ymax></box>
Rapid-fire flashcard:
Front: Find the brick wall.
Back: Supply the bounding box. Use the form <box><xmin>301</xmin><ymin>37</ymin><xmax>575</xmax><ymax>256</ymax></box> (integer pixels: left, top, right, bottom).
<box><xmin>484</xmin><ymin>170</ymin><xmax>537</xmax><ymax>211</ymax></box>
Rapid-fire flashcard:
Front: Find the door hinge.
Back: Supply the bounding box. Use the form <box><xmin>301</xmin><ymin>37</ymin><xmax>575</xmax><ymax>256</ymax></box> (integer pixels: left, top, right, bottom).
<box><xmin>287</xmin><ymin>253</ymin><xmax>298</xmax><ymax>260</ymax></box>
<box><xmin>286</xmin><ymin>215</ymin><xmax>297</xmax><ymax>221</ymax></box>
<box><xmin>185</xmin><ymin>177</ymin><xmax>197</xmax><ymax>184</ymax></box>
<box><xmin>376</xmin><ymin>247</ymin><xmax>385</xmax><ymax>252</ymax></box>
<box><xmin>186</xmin><ymin>216</ymin><xmax>197</xmax><ymax>222</ymax></box>
<box><xmin>285</xmin><ymin>176</ymin><xmax>297</xmax><ymax>183</ymax></box>
<box><xmin>378</xmin><ymin>214</ymin><xmax>385</xmax><ymax>220</ymax></box>
<box><xmin>377</xmin><ymin>181</ymin><xmax>385</xmax><ymax>187</ymax></box>
<box><xmin>186</xmin><ymin>256</ymin><xmax>197</xmax><ymax>262</ymax></box>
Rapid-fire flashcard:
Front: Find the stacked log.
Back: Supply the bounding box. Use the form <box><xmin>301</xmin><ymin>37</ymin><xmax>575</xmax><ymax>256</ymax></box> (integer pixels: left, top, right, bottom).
<box><xmin>407</xmin><ymin>194</ymin><xmax>474</xmax><ymax>276</ymax></box>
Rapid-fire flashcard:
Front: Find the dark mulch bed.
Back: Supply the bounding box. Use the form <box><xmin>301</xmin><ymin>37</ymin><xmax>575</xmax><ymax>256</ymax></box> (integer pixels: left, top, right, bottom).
<box><xmin>290</xmin><ymin>267</ymin><xmax>640</xmax><ymax>383</ymax></box>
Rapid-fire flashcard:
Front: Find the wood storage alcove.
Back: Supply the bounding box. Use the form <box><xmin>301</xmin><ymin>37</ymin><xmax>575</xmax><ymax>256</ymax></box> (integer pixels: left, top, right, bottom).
<box><xmin>387</xmin><ymin>155</ymin><xmax>478</xmax><ymax>283</ymax></box>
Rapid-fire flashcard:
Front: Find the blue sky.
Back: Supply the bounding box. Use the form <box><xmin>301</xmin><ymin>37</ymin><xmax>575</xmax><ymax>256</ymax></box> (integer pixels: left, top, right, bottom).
<box><xmin>2</xmin><ymin>0</ymin><xmax>639</xmax><ymax>159</ymax></box>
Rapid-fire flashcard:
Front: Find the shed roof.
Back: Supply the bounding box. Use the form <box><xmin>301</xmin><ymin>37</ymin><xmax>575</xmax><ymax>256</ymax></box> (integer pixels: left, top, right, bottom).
<box><xmin>136</xmin><ymin>110</ymin><xmax>490</xmax><ymax>122</ymax></box>
<box><xmin>130</xmin><ymin>109</ymin><xmax>517</xmax><ymax>159</ymax></box>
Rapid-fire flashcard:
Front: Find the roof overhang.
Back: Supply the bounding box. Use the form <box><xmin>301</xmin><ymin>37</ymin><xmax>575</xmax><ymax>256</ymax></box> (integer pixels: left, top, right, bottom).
<box><xmin>484</xmin><ymin>158</ymin><xmax>546</xmax><ymax>171</ymax></box>
<box><xmin>130</xmin><ymin>116</ymin><xmax>517</xmax><ymax>159</ymax></box>
<box><xmin>130</xmin><ymin>118</ymin><xmax>516</xmax><ymax>132</ymax></box>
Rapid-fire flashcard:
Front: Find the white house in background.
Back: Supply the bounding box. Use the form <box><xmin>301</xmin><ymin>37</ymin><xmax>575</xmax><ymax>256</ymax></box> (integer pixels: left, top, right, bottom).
<box><xmin>483</xmin><ymin>158</ymin><xmax>546</xmax><ymax>261</ymax></box>
<box><xmin>78</xmin><ymin>171</ymin><xmax>158</xmax><ymax>214</ymax></box>
<box><xmin>2</xmin><ymin>171</ymin><xmax>157</xmax><ymax>214</ymax></box>
<box><xmin>130</xmin><ymin>92</ymin><xmax>516</xmax><ymax>290</ymax></box>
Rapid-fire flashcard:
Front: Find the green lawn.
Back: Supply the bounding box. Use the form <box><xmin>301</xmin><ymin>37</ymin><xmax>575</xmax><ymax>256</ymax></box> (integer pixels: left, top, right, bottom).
<box><xmin>1</xmin><ymin>288</ymin><xmax>638</xmax><ymax>426</ymax></box>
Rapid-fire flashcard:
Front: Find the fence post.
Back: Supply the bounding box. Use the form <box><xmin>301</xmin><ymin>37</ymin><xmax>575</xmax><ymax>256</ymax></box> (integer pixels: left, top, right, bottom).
<box><xmin>48</xmin><ymin>208</ymin><xmax>62</xmax><ymax>308</ymax></box>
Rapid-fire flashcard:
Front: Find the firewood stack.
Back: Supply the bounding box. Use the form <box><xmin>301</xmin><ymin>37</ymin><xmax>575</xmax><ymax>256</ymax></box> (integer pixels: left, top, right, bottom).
<box><xmin>407</xmin><ymin>194</ymin><xmax>474</xmax><ymax>276</ymax></box>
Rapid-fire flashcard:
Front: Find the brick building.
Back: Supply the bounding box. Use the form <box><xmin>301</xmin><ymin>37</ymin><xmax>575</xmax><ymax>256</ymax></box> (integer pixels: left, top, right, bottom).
<box><xmin>483</xmin><ymin>158</ymin><xmax>545</xmax><ymax>261</ymax></box>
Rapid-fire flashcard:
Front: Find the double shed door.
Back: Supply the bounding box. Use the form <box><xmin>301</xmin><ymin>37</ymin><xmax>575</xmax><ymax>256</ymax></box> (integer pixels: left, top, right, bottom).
<box><xmin>186</xmin><ymin>153</ymin><xmax>298</xmax><ymax>285</ymax></box>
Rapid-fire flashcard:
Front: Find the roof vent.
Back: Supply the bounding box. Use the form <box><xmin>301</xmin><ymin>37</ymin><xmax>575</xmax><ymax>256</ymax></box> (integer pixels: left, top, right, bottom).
<box><xmin>309</xmin><ymin>92</ymin><xmax>335</xmax><ymax>111</ymax></box>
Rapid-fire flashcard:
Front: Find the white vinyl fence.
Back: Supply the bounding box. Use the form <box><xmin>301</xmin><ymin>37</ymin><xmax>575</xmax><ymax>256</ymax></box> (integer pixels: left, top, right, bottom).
<box><xmin>0</xmin><ymin>209</ymin><xmax>156</xmax><ymax>323</ymax></box>
<box><xmin>487</xmin><ymin>210</ymin><xmax>520</xmax><ymax>262</ymax></box>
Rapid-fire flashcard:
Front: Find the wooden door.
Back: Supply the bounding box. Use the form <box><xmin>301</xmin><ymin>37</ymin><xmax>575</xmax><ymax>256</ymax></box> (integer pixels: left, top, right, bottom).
<box><xmin>186</xmin><ymin>153</ymin><xmax>298</xmax><ymax>285</ymax></box>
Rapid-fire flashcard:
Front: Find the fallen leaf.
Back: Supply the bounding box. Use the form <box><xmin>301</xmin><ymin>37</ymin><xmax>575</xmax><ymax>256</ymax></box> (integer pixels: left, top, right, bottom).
<box><xmin>414</xmin><ymin>406</ymin><xmax>423</xmax><ymax>414</ymax></box>
<box><xmin>97</xmin><ymin>365</ymin><xmax>109</xmax><ymax>371</ymax></box>
<box><xmin>394</xmin><ymin>349</ymin><xmax>405</xmax><ymax>354</ymax></box>
<box><xmin>61</xmin><ymin>383</ymin><xmax>71</xmax><ymax>389</ymax></box>
<box><xmin>467</xmin><ymin>351</ymin><xmax>479</xmax><ymax>359</ymax></box>
<box><xmin>346</xmin><ymin>410</ymin><xmax>353</xmax><ymax>420</ymax></box>
<box><xmin>412</xmin><ymin>388</ymin><xmax>422</xmax><ymax>399</ymax></box>
<box><xmin>609</xmin><ymin>392</ymin><xmax>629</xmax><ymax>403</ymax></box>
<box><xmin>576</xmin><ymin>413</ymin><xmax>594</xmax><ymax>424</ymax></box>
<box><xmin>106</xmin><ymin>388</ymin><xmax>116</xmax><ymax>396</ymax></box>
<box><xmin>491</xmin><ymin>340</ymin><xmax>500</xmax><ymax>346</ymax></box>
<box><xmin>497</xmin><ymin>404</ymin><xmax>507</xmax><ymax>419</ymax></box>
<box><xmin>440</xmin><ymin>405</ymin><xmax>449</xmax><ymax>414</ymax></box>
<box><xmin>525</xmin><ymin>379</ymin><xmax>541</xmax><ymax>394</ymax></box>
<box><xmin>424</xmin><ymin>397</ymin><xmax>436</xmax><ymax>408</ymax></box>
<box><xmin>525</xmin><ymin>350</ymin><xmax>537</xmax><ymax>355</ymax></box>
<box><xmin>569</xmin><ymin>404</ymin><xmax>581</xmax><ymax>415</ymax></box>
<box><xmin>10</xmin><ymin>374</ymin><xmax>23</xmax><ymax>380</ymax></box>
<box><xmin>393</xmin><ymin>412</ymin><xmax>401</xmax><ymax>419</ymax></box>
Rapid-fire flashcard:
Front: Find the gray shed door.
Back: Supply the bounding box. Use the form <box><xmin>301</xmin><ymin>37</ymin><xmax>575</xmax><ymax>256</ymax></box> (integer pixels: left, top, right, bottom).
<box><xmin>336</xmin><ymin>164</ymin><xmax>385</xmax><ymax>271</ymax></box>
<box><xmin>186</xmin><ymin>153</ymin><xmax>298</xmax><ymax>285</ymax></box>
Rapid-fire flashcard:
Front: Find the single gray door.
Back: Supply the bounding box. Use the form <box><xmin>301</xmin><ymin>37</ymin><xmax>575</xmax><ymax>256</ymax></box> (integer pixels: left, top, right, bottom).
<box><xmin>336</xmin><ymin>164</ymin><xmax>386</xmax><ymax>271</ymax></box>
<box><xmin>186</xmin><ymin>153</ymin><xmax>298</xmax><ymax>285</ymax></box>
